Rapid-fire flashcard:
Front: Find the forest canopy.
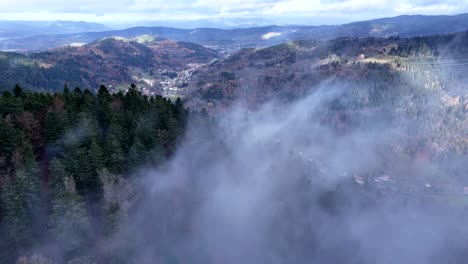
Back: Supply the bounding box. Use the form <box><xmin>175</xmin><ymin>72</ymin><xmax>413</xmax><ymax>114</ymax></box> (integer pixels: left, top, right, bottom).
<box><xmin>0</xmin><ymin>84</ymin><xmax>200</xmax><ymax>263</ymax></box>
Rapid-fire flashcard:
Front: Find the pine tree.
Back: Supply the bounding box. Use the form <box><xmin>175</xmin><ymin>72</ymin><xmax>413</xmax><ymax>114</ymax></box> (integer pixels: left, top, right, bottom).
<box><xmin>48</xmin><ymin>158</ymin><xmax>68</xmax><ymax>200</ymax></box>
<box><xmin>0</xmin><ymin>119</ymin><xmax>21</xmax><ymax>168</ymax></box>
<box><xmin>1</xmin><ymin>176</ymin><xmax>32</xmax><ymax>249</ymax></box>
<box><xmin>75</xmin><ymin>148</ymin><xmax>95</xmax><ymax>196</ymax></box>
<box><xmin>45</xmin><ymin>110</ymin><xmax>65</xmax><ymax>142</ymax></box>
<box><xmin>13</xmin><ymin>84</ymin><xmax>24</xmax><ymax>98</ymax></box>
<box><xmin>1</xmin><ymin>160</ymin><xmax>41</xmax><ymax>250</ymax></box>
<box><xmin>0</xmin><ymin>82</ymin><xmax>190</xmax><ymax>259</ymax></box>
<box><xmin>104</xmin><ymin>134</ymin><xmax>124</xmax><ymax>174</ymax></box>
<box><xmin>128</xmin><ymin>139</ymin><xmax>147</xmax><ymax>168</ymax></box>
<box><xmin>96</xmin><ymin>86</ymin><xmax>112</xmax><ymax>128</ymax></box>
<box><xmin>0</xmin><ymin>90</ymin><xmax>23</xmax><ymax>116</ymax></box>
<box><xmin>49</xmin><ymin>175</ymin><xmax>90</xmax><ymax>258</ymax></box>
<box><xmin>97</xmin><ymin>85</ymin><xmax>111</xmax><ymax>104</ymax></box>
<box><xmin>174</xmin><ymin>97</ymin><xmax>187</xmax><ymax>126</ymax></box>
<box><xmin>75</xmin><ymin>144</ymin><xmax>103</xmax><ymax>201</ymax></box>
<box><xmin>88</xmin><ymin>140</ymin><xmax>104</xmax><ymax>171</ymax></box>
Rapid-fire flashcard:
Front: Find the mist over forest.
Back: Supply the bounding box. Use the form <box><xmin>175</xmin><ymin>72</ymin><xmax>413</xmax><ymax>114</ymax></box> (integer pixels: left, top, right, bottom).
<box><xmin>0</xmin><ymin>6</ymin><xmax>467</xmax><ymax>264</ymax></box>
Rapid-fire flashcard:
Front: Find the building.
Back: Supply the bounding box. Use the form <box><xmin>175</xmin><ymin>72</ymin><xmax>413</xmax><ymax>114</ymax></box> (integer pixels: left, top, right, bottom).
<box><xmin>354</xmin><ymin>175</ymin><xmax>365</xmax><ymax>185</ymax></box>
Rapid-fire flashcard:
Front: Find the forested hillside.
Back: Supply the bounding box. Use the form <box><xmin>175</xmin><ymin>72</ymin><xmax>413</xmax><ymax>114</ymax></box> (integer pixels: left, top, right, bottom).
<box><xmin>0</xmin><ymin>37</ymin><xmax>220</xmax><ymax>93</ymax></box>
<box><xmin>0</xmin><ymin>85</ymin><xmax>196</xmax><ymax>263</ymax></box>
<box><xmin>187</xmin><ymin>31</ymin><xmax>468</xmax><ymax>109</ymax></box>
<box><xmin>185</xmin><ymin>31</ymin><xmax>467</xmax><ymax>175</ymax></box>
<box><xmin>0</xmin><ymin>22</ymin><xmax>467</xmax><ymax>264</ymax></box>
<box><xmin>0</xmin><ymin>75</ymin><xmax>466</xmax><ymax>263</ymax></box>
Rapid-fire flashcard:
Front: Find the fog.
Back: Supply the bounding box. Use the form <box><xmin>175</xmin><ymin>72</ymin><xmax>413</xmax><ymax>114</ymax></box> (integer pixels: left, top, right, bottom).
<box><xmin>102</xmin><ymin>80</ymin><xmax>468</xmax><ymax>263</ymax></box>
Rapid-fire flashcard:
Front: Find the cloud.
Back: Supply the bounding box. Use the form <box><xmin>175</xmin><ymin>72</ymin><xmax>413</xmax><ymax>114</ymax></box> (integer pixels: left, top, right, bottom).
<box><xmin>0</xmin><ymin>0</ymin><xmax>467</xmax><ymax>21</ymax></box>
<box><xmin>263</xmin><ymin>0</ymin><xmax>468</xmax><ymax>16</ymax></box>
<box><xmin>105</xmin><ymin>79</ymin><xmax>468</xmax><ymax>263</ymax></box>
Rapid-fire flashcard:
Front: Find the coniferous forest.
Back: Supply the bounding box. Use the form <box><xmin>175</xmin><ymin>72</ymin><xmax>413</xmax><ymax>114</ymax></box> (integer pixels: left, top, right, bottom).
<box><xmin>0</xmin><ymin>12</ymin><xmax>468</xmax><ymax>264</ymax></box>
<box><xmin>0</xmin><ymin>84</ymin><xmax>196</xmax><ymax>263</ymax></box>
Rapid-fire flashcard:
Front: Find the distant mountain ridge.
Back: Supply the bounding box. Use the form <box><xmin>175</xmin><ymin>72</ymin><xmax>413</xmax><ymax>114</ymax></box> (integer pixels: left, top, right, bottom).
<box><xmin>2</xmin><ymin>13</ymin><xmax>468</xmax><ymax>52</ymax></box>
<box><xmin>0</xmin><ymin>20</ymin><xmax>110</xmax><ymax>39</ymax></box>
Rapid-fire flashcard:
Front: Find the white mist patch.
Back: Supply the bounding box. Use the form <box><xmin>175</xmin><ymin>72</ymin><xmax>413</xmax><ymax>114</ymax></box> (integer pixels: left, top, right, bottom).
<box><xmin>67</xmin><ymin>42</ymin><xmax>86</xmax><ymax>47</ymax></box>
<box><xmin>261</xmin><ymin>32</ymin><xmax>282</xmax><ymax>40</ymax></box>
<box><xmin>109</xmin><ymin>83</ymin><xmax>468</xmax><ymax>264</ymax></box>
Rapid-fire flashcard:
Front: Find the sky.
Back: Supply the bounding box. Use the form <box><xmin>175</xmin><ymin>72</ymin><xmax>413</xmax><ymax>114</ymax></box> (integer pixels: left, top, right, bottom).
<box><xmin>0</xmin><ymin>0</ymin><xmax>467</xmax><ymax>24</ymax></box>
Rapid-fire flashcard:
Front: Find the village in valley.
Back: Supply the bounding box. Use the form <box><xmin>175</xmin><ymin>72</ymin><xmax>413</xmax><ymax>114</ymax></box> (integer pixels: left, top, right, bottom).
<box><xmin>284</xmin><ymin>142</ymin><xmax>468</xmax><ymax>200</ymax></box>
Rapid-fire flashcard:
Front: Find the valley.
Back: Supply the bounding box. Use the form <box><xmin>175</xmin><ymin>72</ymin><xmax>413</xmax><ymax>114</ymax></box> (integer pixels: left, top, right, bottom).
<box><xmin>0</xmin><ymin>35</ymin><xmax>220</xmax><ymax>96</ymax></box>
<box><xmin>1</xmin><ymin>29</ymin><xmax>466</xmax><ymax>164</ymax></box>
<box><xmin>0</xmin><ymin>10</ymin><xmax>467</xmax><ymax>264</ymax></box>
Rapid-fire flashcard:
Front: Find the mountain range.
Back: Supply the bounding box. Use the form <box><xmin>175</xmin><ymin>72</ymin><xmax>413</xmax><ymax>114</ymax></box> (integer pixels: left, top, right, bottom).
<box><xmin>2</xmin><ymin>13</ymin><xmax>468</xmax><ymax>52</ymax></box>
<box><xmin>0</xmin><ymin>13</ymin><xmax>467</xmax><ymax>121</ymax></box>
<box><xmin>1</xmin><ymin>10</ymin><xmax>468</xmax><ymax>264</ymax></box>
<box><xmin>0</xmin><ymin>21</ymin><xmax>110</xmax><ymax>40</ymax></box>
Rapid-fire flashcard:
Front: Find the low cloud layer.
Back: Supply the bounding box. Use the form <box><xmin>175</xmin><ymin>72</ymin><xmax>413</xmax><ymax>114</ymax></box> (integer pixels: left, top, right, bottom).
<box><xmin>104</xmin><ymin>82</ymin><xmax>468</xmax><ymax>263</ymax></box>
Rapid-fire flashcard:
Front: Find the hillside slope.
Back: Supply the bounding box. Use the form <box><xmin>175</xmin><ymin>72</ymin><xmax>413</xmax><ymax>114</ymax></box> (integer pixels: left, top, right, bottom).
<box><xmin>0</xmin><ymin>36</ymin><xmax>220</xmax><ymax>93</ymax></box>
<box><xmin>185</xmin><ymin>31</ymin><xmax>468</xmax><ymax>108</ymax></box>
<box><xmin>182</xmin><ymin>32</ymin><xmax>468</xmax><ymax>159</ymax></box>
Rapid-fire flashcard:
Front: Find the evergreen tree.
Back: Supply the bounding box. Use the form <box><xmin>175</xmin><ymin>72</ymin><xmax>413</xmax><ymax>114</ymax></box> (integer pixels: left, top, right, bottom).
<box><xmin>0</xmin><ymin>90</ymin><xmax>23</xmax><ymax>116</ymax></box>
<box><xmin>96</xmin><ymin>86</ymin><xmax>112</xmax><ymax>128</ymax></box>
<box><xmin>1</xmin><ymin>160</ymin><xmax>41</xmax><ymax>251</ymax></box>
<box><xmin>128</xmin><ymin>139</ymin><xmax>147</xmax><ymax>168</ymax></box>
<box><xmin>97</xmin><ymin>85</ymin><xmax>111</xmax><ymax>103</ymax></box>
<box><xmin>13</xmin><ymin>84</ymin><xmax>24</xmax><ymax>98</ymax></box>
<box><xmin>174</xmin><ymin>97</ymin><xmax>187</xmax><ymax>126</ymax></box>
<box><xmin>0</xmin><ymin>84</ymin><xmax>189</xmax><ymax>259</ymax></box>
<box><xmin>48</xmin><ymin>158</ymin><xmax>68</xmax><ymax>200</ymax></box>
<box><xmin>0</xmin><ymin>118</ymin><xmax>22</xmax><ymax>171</ymax></box>
<box><xmin>104</xmin><ymin>134</ymin><xmax>124</xmax><ymax>174</ymax></box>
<box><xmin>45</xmin><ymin>109</ymin><xmax>65</xmax><ymax>142</ymax></box>
<box><xmin>88</xmin><ymin>140</ymin><xmax>104</xmax><ymax>171</ymax></box>
<box><xmin>49</xmin><ymin>175</ymin><xmax>91</xmax><ymax>258</ymax></box>
<box><xmin>75</xmin><ymin>148</ymin><xmax>100</xmax><ymax>199</ymax></box>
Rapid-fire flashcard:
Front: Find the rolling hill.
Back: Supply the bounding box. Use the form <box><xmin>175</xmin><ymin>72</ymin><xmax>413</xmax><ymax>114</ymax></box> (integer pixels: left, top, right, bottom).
<box><xmin>2</xmin><ymin>13</ymin><xmax>468</xmax><ymax>52</ymax></box>
<box><xmin>0</xmin><ymin>36</ymin><xmax>220</xmax><ymax>93</ymax></box>
<box><xmin>181</xmin><ymin>31</ymin><xmax>468</xmax><ymax>158</ymax></box>
<box><xmin>184</xmin><ymin>31</ymin><xmax>468</xmax><ymax>109</ymax></box>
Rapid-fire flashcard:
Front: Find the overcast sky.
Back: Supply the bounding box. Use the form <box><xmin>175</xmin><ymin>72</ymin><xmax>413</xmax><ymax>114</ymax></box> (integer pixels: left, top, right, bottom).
<box><xmin>0</xmin><ymin>0</ymin><xmax>467</xmax><ymax>24</ymax></box>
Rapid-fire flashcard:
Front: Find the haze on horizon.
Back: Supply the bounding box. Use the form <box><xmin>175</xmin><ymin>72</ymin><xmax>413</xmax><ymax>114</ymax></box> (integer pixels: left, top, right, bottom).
<box><xmin>0</xmin><ymin>0</ymin><xmax>467</xmax><ymax>25</ymax></box>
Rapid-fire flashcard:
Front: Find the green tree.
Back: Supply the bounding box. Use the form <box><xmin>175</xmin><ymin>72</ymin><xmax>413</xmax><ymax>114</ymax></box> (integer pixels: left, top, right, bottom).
<box><xmin>13</xmin><ymin>84</ymin><xmax>24</xmax><ymax>98</ymax></box>
<box><xmin>49</xmin><ymin>175</ymin><xmax>91</xmax><ymax>258</ymax></box>
<box><xmin>96</xmin><ymin>85</ymin><xmax>112</xmax><ymax>128</ymax></box>
<box><xmin>88</xmin><ymin>140</ymin><xmax>104</xmax><ymax>171</ymax></box>
<box><xmin>104</xmin><ymin>134</ymin><xmax>124</xmax><ymax>174</ymax></box>
<box><xmin>1</xmin><ymin>160</ymin><xmax>41</xmax><ymax>250</ymax></box>
<box><xmin>75</xmin><ymin>144</ymin><xmax>103</xmax><ymax>201</ymax></box>
<box><xmin>128</xmin><ymin>139</ymin><xmax>147</xmax><ymax>168</ymax></box>
<box><xmin>0</xmin><ymin>91</ymin><xmax>23</xmax><ymax>116</ymax></box>
<box><xmin>48</xmin><ymin>158</ymin><xmax>68</xmax><ymax>200</ymax></box>
<box><xmin>45</xmin><ymin>110</ymin><xmax>65</xmax><ymax>142</ymax></box>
